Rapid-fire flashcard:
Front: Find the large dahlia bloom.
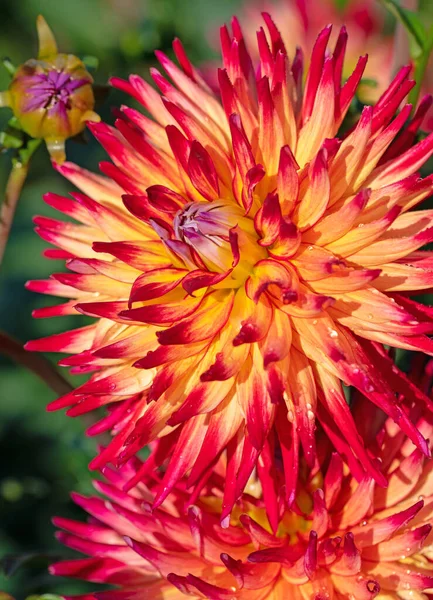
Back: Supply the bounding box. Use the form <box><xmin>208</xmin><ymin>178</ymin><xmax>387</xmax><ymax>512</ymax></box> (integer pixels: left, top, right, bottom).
<box><xmin>26</xmin><ymin>17</ymin><xmax>433</xmax><ymax>513</ymax></box>
<box><xmin>51</xmin><ymin>405</ymin><xmax>433</xmax><ymax>599</ymax></box>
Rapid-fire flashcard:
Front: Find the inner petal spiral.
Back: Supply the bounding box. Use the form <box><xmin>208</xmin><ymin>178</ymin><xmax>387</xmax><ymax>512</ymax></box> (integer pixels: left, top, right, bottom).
<box><xmin>173</xmin><ymin>200</ymin><xmax>265</xmax><ymax>277</ymax></box>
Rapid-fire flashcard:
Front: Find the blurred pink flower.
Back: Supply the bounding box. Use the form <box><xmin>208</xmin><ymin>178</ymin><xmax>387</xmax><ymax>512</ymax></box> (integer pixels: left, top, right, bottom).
<box><xmin>51</xmin><ymin>400</ymin><xmax>433</xmax><ymax>599</ymax></box>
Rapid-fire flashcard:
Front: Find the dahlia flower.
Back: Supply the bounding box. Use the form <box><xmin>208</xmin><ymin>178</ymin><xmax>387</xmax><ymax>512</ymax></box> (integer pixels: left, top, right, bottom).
<box><xmin>51</xmin><ymin>405</ymin><xmax>433</xmax><ymax>599</ymax></box>
<box><xmin>0</xmin><ymin>16</ymin><xmax>99</xmax><ymax>162</ymax></box>
<box><xmin>26</xmin><ymin>16</ymin><xmax>433</xmax><ymax>514</ymax></box>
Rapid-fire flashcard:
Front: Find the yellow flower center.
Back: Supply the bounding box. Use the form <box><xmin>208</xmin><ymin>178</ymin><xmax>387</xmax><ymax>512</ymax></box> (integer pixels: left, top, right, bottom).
<box><xmin>173</xmin><ymin>200</ymin><xmax>267</xmax><ymax>283</ymax></box>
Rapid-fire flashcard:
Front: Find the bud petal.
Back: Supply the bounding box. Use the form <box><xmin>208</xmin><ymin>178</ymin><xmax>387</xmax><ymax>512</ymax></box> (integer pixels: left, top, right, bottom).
<box><xmin>36</xmin><ymin>15</ymin><xmax>58</xmax><ymax>59</ymax></box>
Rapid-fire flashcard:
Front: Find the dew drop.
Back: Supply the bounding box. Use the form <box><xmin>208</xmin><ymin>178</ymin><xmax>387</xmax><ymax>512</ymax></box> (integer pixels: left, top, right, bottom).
<box><xmin>313</xmin><ymin>319</ymin><xmax>318</xmax><ymax>325</ymax></box>
<box><xmin>328</xmin><ymin>328</ymin><xmax>338</xmax><ymax>338</ymax></box>
<box><xmin>307</xmin><ymin>410</ymin><xmax>315</xmax><ymax>420</ymax></box>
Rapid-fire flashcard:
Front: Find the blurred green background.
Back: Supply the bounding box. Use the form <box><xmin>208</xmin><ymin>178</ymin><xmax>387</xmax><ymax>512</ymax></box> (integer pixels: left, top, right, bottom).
<box><xmin>0</xmin><ymin>0</ymin><xmax>432</xmax><ymax>598</ymax></box>
<box><xmin>0</xmin><ymin>0</ymin><xmax>239</xmax><ymax>596</ymax></box>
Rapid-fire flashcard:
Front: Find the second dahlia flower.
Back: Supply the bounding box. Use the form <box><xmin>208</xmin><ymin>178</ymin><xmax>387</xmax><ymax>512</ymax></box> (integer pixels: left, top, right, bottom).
<box><xmin>26</xmin><ymin>16</ymin><xmax>433</xmax><ymax>513</ymax></box>
<box><xmin>236</xmin><ymin>0</ymin><xmax>433</xmax><ymax>132</ymax></box>
<box><xmin>235</xmin><ymin>0</ymin><xmax>393</xmax><ymax>103</ymax></box>
<box><xmin>51</xmin><ymin>406</ymin><xmax>433</xmax><ymax>599</ymax></box>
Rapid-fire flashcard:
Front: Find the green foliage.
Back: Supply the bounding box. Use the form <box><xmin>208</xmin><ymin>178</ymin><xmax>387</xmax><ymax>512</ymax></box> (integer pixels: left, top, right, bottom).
<box><xmin>26</xmin><ymin>596</ymin><xmax>63</xmax><ymax>600</ymax></box>
<box><xmin>334</xmin><ymin>0</ymin><xmax>350</xmax><ymax>11</ymax></box>
<box><xmin>381</xmin><ymin>0</ymin><xmax>426</xmax><ymax>57</ymax></box>
<box><xmin>1</xmin><ymin>59</ymin><xmax>16</xmax><ymax>78</ymax></box>
<box><xmin>381</xmin><ymin>0</ymin><xmax>433</xmax><ymax>112</ymax></box>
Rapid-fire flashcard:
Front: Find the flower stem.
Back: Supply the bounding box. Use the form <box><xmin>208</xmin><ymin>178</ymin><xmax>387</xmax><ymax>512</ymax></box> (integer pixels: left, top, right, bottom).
<box><xmin>0</xmin><ymin>161</ymin><xmax>29</xmax><ymax>266</ymax></box>
<box><xmin>0</xmin><ymin>330</ymin><xmax>73</xmax><ymax>396</ymax></box>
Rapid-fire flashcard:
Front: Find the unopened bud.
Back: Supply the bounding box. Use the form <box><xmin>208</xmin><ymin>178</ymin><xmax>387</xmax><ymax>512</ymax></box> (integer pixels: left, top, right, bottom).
<box><xmin>0</xmin><ymin>16</ymin><xmax>99</xmax><ymax>162</ymax></box>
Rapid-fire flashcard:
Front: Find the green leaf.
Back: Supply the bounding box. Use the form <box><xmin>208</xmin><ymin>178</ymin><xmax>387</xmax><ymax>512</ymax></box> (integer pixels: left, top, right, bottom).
<box><xmin>1</xmin><ymin>57</ymin><xmax>16</xmax><ymax>77</ymax></box>
<box><xmin>17</xmin><ymin>138</ymin><xmax>42</xmax><ymax>165</ymax></box>
<box><xmin>381</xmin><ymin>0</ymin><xmax>427</xmax><ymax>58</ymax></box>
<box><xmin>334</xmin><ymin>0</ymin><xmax>350</xmax><ymax>11</ymax></box>
<box><xmin>359</xmin><ymin>77</ymin><xmax>379</xmax><ymax>89</ymax></box>
<box><xmin>81</xmin><ymin>54</ymin><xmax>99</xmax><ymax>70</ymax></box>
<box><xmin>0</xmin><ymin>130</ymin><xmax>23</xmax><ymax>150</ymax></box>
<box><xmin>7</xmin><ymin>116</ymin><xmax>23</xmax><ymax>131</ymax></box>
<box><xmin>26</xmin><ymin>596</ymin><xmax>63</xmax><ymax>600</ymax></box>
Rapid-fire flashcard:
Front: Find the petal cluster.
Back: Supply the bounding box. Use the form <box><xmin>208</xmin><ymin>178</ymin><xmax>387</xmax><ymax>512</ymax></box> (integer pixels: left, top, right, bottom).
<box><xmin>237</xmin><ymin>0</ymin><xmax>433</xmax><ymax>131</ymax></box>
<box><xmin>26</xmin><ymin>16</ymin><xmax>433</xmax><ymax>514</ymax></box>
<box><xmin>238</xmin><ymin>0</ymin><xmax>393</xmax><ymax>103</ymax></box>
<box><xmin>51</xmin><ymin>406</ymin><xmax>433</xmax><ymax>599</ymax></box>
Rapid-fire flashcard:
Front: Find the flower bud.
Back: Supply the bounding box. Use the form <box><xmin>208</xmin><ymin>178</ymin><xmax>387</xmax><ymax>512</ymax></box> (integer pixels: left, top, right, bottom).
<box><xmin>0</xmin><ymin>16</ymin><xmax>99</xmax><ymax>162</ymax></box>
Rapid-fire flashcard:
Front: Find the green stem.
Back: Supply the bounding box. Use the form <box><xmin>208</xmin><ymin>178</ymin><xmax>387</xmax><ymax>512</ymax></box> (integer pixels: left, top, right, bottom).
<box><xmin>0</xmin><ymin>330</ymin><xmax>73</xmax><ymax>396</ymax></box>
<box><xmin>409</xmin><ymin>24</ymin><xmax>433</xmax><ymax>112</ymax></box>
<box><xmin>0</xmin><ymin>331</ymin><xmax>111</xmax><ymax>443</ymax></box>
<box><xmin>0</xmin><ymin>249</ymin><xmax>112</xmax><ymax>444</ymax></box>
<box><xmin>0</xmin><ymin>161</ymin><xmax>29</xmax><ymax>265</ymax></box>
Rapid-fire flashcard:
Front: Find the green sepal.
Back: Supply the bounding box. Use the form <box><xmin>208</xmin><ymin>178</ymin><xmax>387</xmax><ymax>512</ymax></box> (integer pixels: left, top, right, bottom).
<box><xmin>0</xmin><ymin>130</ymin><xmax>23</xmax><ymax>150</ymax></box>
<box><xmin>17</xmin><ymin>138</ymin><xmax>42</xmax><ymax>166</ymax></box>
